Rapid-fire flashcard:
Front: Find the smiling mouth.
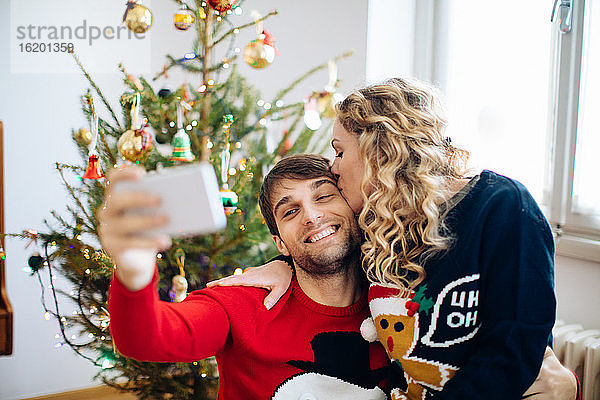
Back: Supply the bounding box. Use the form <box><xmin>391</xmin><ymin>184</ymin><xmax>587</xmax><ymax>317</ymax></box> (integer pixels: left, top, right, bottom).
<box><xmin>305</xmin><ymin>225</ymin><xmax>339</xmax><ymax>243</ymax></box>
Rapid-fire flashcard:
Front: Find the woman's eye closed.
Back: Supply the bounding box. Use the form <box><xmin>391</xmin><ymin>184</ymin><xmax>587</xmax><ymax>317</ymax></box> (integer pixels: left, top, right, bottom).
<box><xmin>335</xmin><ymin>152</ymin><xmax>343</xmax><ymax>158</ymax></box>
<box><xmin>317</xmin><ymin>194</ymin><xmax>334</xmax><ymax>201</ymax></box>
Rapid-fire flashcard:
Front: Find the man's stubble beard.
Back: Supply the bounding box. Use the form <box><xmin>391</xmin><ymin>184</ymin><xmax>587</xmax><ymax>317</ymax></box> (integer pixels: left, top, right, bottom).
<box><xmin>290</xmin><ymin>223</ymin><xmax>362</xmax><ymax>278</ymax></box>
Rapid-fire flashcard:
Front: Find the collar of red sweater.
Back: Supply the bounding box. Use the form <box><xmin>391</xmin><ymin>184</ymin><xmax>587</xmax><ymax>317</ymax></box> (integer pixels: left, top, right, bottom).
<box><xmin>290</xmin><ymin>276</ymin><xmax>367</xmax><ymax>317</ymax></box>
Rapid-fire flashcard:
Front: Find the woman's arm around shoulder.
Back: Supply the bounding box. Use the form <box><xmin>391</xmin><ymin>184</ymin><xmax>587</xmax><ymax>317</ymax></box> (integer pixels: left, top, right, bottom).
<box><xmin>207</xmin><ymin>255</ymin><xmax>293</xmax><ymax>310</ymax></box>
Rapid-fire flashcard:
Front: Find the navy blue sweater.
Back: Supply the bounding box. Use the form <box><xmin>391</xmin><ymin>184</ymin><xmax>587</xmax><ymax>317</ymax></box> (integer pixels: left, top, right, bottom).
<box><xmin>365</xmin><ymin>170</ymin><xmax>556</xmax><ymax>399</ymax></box>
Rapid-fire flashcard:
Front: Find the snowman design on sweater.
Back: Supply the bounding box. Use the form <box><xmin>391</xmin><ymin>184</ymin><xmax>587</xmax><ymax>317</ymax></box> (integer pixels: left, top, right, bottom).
<box><xmin>361</xmin><ymin>277</ymin><xmax>480</xmax><ymax>400</ymax></box>
<box><xmin>272</xmin><ymin>331</ymin><xmax>388</xmax><ymax>399</ymax></box>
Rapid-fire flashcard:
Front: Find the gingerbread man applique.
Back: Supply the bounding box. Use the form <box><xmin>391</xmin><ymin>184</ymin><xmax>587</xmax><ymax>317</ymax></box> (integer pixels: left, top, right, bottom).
<box><xmin>361</xmin><ymin>284</ymin><xmax>457</xmax><ymax>400</ymax></box>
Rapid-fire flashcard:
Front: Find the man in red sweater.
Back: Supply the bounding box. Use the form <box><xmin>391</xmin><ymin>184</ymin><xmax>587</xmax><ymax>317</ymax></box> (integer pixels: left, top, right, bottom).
<box><xmin>102</xmin><ymin>154</ymin><xmax>390</xmax><ymax>399</ymax></box>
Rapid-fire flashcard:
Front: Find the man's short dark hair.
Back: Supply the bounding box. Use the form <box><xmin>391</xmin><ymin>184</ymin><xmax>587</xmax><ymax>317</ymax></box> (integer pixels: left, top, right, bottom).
<box><xmin>259</xmin><ymin>154</ymin><xmax>334</xmax><ymax>237</ymax></box>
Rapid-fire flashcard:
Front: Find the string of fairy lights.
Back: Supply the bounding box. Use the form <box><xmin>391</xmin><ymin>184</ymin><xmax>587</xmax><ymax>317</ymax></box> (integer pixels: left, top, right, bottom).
<box><xmin>29</xmin><ymin>239</ymin><xmax>115</xmax><ymax>369</ymax></box>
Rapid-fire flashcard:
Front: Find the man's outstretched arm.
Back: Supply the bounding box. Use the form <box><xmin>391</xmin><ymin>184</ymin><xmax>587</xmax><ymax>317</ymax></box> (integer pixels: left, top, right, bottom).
<box><xmin>100</xmin><ymin>166</ymin><xmax>230</xmax><ymax>361</ymax></box>
<box><xmin>108</xmin><ymin>268</ymin><xmax>230</xmax><ymax>362</ymax></box>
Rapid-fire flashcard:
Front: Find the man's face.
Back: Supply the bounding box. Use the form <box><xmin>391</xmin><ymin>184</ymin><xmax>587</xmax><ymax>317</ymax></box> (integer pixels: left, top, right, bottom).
<box><xmin>271</xmin><ymin>177</ymin><xmax>361</xmax><ymax>276</ymax></box>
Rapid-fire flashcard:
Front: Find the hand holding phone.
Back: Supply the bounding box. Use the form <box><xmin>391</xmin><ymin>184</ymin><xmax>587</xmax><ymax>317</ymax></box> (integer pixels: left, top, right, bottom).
<box><xmin>112</xmin><ymin>162</ymin><xmax>227</xmax><ymax>237</ymax></box>
<box><xmin>98</xmin><ymin>163</ymin><xmax>227</xmax><ymax>290</ymax></box>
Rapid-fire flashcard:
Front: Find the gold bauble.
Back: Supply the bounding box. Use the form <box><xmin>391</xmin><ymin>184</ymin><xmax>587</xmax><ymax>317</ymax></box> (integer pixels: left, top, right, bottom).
<box><xmin>73</xmin><ymin>128</ymin><xmax>93</xmax><ymax>146</ymax></box>
<box><xmin>125</xmin><ymin>4</ymin><xmax>153</xmax><ymax>34</ymax></box>
<box><xmin>314</xmin><ymin>91</ymin><xmax>344</xmax><ymax>119</ymax></box>
<box><xmin>174</xmin><ymin>8</ymin><xmax>194</xmax><ymax>31</ymax></box>
<box><xmin>244</xmin><ymin>40</ymin><xmax>275</xmax><ymax>69</ymax></box>
<box><xmin>118</xmin><ymin>129</ymin><xmax>152</xmax><ymax>163</ymax></box>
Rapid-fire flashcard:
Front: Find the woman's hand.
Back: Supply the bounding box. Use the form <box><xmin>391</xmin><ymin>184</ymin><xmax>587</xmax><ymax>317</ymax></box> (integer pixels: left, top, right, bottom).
<box><xmin>97</xmin><ymin>166</ymin><xmax>171</xmax><ymax>291</ymax></box>
<box><xmin>522</xmin><ymin>347</ymin><xmax>578</xmax><ymax>400</ymax></box>
<box><xmin>207</xmin><ymin>259</ymin><xmax>293</xmax><ymax>310</ymax></box>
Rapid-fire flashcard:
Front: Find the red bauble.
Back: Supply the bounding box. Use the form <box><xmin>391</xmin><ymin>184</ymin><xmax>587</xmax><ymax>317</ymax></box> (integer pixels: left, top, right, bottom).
<box><xmin>207</xmin><ymin>0</ymin><xmax>236</xmax><ymax>12</ymax></box>
<box><xmin>83</xmin><ymin>153</ymin><xmax>104</xmax><ymax>180</ymax></box>
<box><xmin>279</xmin><ymin>139</ymin><xmax>292</xmax><ymax>157</ymax></box>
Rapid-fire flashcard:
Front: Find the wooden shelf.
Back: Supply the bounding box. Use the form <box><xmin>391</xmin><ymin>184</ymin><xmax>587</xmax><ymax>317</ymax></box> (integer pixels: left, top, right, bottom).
<box><xmin>1</xmin><ymin>120</ymin><xmax>14</xmax><ymax>356</ymax></box>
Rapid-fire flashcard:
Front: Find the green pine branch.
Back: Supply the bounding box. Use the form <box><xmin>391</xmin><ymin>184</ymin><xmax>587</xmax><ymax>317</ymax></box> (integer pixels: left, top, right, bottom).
<box><xmin>211</xmin><ymin>10</ymin><xmax>279</xmax><ymax>49</ymax></box>
<box><xmin>271</xmin><ymin>51</ymin><xmax>354</xmax><ymax>106</ymax></box>
<box><xmin>72</xmin><ymin>53</ymin><xmax>122</xmax><ymax>130</ymax></box>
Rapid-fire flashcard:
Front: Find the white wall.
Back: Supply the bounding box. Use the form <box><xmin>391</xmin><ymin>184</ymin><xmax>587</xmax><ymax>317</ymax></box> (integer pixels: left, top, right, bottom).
<box><xmin>0</xmin><ymin>1</ymin><xmax>367</xmax><ymax>398</ymax></box>
<box><xmin>555</xmin><ymin>256</ymin><xmax>600</xmax><ymax>329</ymax></box>
<box><xmin>366</xmin><ymin>0</ymin><xmax>415</xmax><ymax>83</ymax></box>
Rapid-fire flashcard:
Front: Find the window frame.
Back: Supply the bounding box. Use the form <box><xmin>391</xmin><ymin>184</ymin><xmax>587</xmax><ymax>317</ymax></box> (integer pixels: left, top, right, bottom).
<box><xmin>548</xmin><ymin>0</ymin><xmax>600</xmax><ymax>261</ymax></box>
<box><xmin>411</xmin><ymin>0</ymin><xmax>600</xmax><ymax>262</ymax></box>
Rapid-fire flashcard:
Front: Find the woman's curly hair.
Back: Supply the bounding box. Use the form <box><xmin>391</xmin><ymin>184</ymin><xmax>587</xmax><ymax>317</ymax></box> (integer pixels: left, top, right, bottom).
<box><xmin>335</xmin><ymin>77</ymin><xmax>470</xmax><ymax>291</ymax></box>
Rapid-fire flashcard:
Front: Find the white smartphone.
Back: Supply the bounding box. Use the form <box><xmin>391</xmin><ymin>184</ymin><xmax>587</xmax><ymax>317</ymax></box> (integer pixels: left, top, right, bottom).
<box><xmin>113</xmin><ymin>163</ymin><xmax>227</xmax><ymax>237</ymax></box>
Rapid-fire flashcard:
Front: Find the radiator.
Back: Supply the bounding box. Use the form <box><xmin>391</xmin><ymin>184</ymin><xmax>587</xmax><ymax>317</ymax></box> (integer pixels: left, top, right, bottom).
<box><xmin>553</xmin><ymin>321</ymin><xmax>600</xmax><ymax>400</ymax></box>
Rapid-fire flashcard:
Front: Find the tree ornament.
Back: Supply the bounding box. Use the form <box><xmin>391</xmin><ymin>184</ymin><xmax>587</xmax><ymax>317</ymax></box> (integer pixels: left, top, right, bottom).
<box><xmin>155</xmin><ymin>134</ymin><xmax>168</xmax><ymax>145</ymax></box>
<box><xmin>207</xmin><ymin>0</ymin><xmax>236</xmax><ymax>12</ymax></box>
<box><xmin>170</xmin><ymin>275</ymin><xmax>188</xmax><ymax>302</ymax></box>
<box><xmin>170</xmin><ymin>130</ymin><xmax>195</xmax><ymax>162</ymax></box>
<box><xmin>118</xmin><ymin>93</ymin><xmax>153</xmax><ymax>163</ymax></box>
<box><xmin>310</xmin><ymin>60</ymin><xmax>343</xmax><ymax>119</ymax></box>
<box><xmin>73</xmin><ymin>128</ymin><xmax>93</xmax><ymax>146</ymax></box>
<box><xmin>118</xmin><ymin>126</ymin><xmax>153</xmax><ymax>163</ymax></box>
<box><xmin>220</xmin><ymin>188</ymin><xmax>239</xmax><ymax>215</ymax></box>
<box><xmin>0</xmin><ymin>246</ymin><xmax>6</xmax><ymax>261</ymax></box>
<box><xmin>218</xmin><ymin>115</ymin><xmax>237</xmax><ymax>215</ymax></box>
<box><xmin>181</xmin><ymin>85</ymin><xmax>191</xmax><ymax>103</ymax></box>
<box><xmin>244</xmin><ymin>32</ymin><xmax>275</xmax><ymax>69</ymax></box>
<box><xmin>28</xmin><ymin>252</ymin><xmax>44</xmax><ymax>273</ymax></box>
<box><xmin>128</xmin><ymin>76</ymin><xmax>143</xmax><ymax>92</ymax></box>
<box><xmin>279</xmin><ymin>138</ymin><xmax>292</xmax><ymax>157</ymax></box>
<box><xmin>244</xmin><ymin>15</ymin><xmax>276</xmax><ymax>69</ymax></box>
<box><xmin>303</xmin><ymin>96</ymin><xmax>321</xmax><ymax>131</ymax></box>
<box><xmin>174</xmin><ymin>5</ymin><xmax>194</xmax><ymax>31</ymax></box>
<box><xmin>155</xmin><ymin>128</ymin><xmax>169</xmax><ymax>145</ymax></box>
<box><xmin>169</xmin><ymin>249</ymin><xmax>188</xmax><ymax>303</ymax></box>
<box><xmin>179</xmin><ymin>52</ymin><xmax>199</xmax><ymax>63</ymax></box>
<box><xmin>312</xmin><ymin>90</ymin><xmax>344</xmax><ymax>119</ymax></box>
<box><xmin>83</xmin><ymin>97</ymin><xmax>105</xmax><ymax>179</ymax></box>
<box><xmin>157</xmin><ymin>88</ymin><xmax>173</xmax><ymax>99</ymax></box>
<box><xmin>123</xmin><ymin>1</ymin><xmax>153</xmax><ymax>34</ymax></box>
<box><xmin>75</xmin><ymin>218</ymin><xmax>84</xmax><ymax>236</ymax></box>
<box><xmin>120</xmin><ymin>64</ymin><xmax>144</xmax><ymax>91</ymax></box>
<box><xmin>83</xmin><ymin>151</ymin><xmax>105</xmax><ymax>179</ymax></box>
<box><xmin>273</xmin><ymin>129</ymin><xmax>293</xmax><ymax>157</ymax></box>
<box><xmin>170</xmin><ymin>101</ymin><xmax>195</xmax><ymax>162</ymax></box>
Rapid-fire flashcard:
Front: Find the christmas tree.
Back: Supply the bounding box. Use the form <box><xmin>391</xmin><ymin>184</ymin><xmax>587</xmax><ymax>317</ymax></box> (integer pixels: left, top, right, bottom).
<box><xmin>13</xmin><ymin>1</ymin><xmax>351</xmax><ymax>398</ymax></box>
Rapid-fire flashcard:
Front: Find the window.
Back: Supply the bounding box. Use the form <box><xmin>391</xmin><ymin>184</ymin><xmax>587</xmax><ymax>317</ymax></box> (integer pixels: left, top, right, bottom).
<box><xmin>546</xmin><ymin>0</ymin><xmax>600</xmax><ymax>259</ymax></box>
<box><xmin>570</xmin><ymin>0</ymin><xmax>600</xmax><ymax>223</ymax></box>
<box><xmin>440</xmin><ymin>1</ymin><xmax>552</xmax><ymax>204</ymax></box>
<box><xmin>367</xmin><ymin>0</ymin><xmax>600</xmax><ymax>261</ymax></box>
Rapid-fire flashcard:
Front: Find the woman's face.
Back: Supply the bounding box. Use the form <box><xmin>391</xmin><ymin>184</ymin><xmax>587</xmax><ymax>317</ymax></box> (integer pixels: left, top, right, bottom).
<box><xmin>330</xmin><ymin>120</ymin><xmax>366</xmax><ymax>214</ymax></box>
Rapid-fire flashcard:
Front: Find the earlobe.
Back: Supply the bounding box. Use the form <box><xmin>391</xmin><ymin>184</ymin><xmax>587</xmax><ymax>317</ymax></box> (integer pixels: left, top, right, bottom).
<box><xmin>272</xmin><ymin>235</ymin><xmax>290</xmax><ymax>256</ymax></box>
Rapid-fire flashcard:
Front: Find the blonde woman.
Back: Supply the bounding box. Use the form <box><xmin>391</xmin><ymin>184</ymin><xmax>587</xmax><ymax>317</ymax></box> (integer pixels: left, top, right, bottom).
<box><xmin>209</xmin><ymin>78</ymin><xmax>578</xmax><ymax>400</ymax></box>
